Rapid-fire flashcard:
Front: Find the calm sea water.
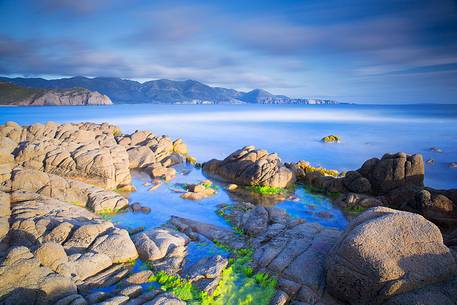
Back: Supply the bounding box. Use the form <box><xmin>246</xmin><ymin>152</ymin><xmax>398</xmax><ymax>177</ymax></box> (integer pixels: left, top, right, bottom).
<box><xmin>1</xmin><ymin>104</ymin><xmax>456</xmax><ymax>189</ymax></box>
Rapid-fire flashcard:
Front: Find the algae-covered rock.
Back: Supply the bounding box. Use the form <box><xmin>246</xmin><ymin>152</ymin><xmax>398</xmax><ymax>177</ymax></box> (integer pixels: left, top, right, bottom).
<box><xmin>321</xmin><ymin>135</ymin><xmax>340</xmax><ymax>143</ymax></box>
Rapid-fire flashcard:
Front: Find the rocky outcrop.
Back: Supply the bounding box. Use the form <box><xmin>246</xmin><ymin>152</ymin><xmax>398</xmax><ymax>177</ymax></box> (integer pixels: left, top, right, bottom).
<box><xmin>0</xmin><ymin>121</ymin><xmax>188</xmax><ymax>189</ymax></box>
<box><xmin>203</xmin><ymin>146</ymin><xmax>295</xmax><ymax>188</ymax></box>
<box><xmin>0</xmin><ymin>121</ymin><xmax>132</xmax><ymax>190</ymax></box>
<box><xmin>115</xmin><ymin>130</ymin><xmax>187</xmax><ymax>181</ymax></box>
<box><xmin>0</xmin><ymin>189</ymin><xmax>139</xmax><ymax>304</ymax></box>
<box><xmin>3</xmin><ymin>166</ymin><xmax>128</xmax><ymax>213</ymax></box>
<box><xmin>0</xmin><ymin>82</ymin><xmax>112</xmax><ymax>106</ymax></box>
<box><xmin>358</xmin><ymin>153</ymin><xmax>424</xmax><ymax>194</ymax></box>
<box><xmin>326</xmin><ymin>207</ymin><xmax>457</xmax><ymax>305</ymax></box>
<box><xmin>293</xmin><ymin>152</ymin><xmax>424</xmax><ymax>196</ymax></box>
<box><xmin>291</xmin><ymin>152</ymin><xmax>457</xmax><ymax>232</ymax></box>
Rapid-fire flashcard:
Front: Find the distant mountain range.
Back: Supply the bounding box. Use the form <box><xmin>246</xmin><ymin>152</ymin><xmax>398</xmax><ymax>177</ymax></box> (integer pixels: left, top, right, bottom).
<box><xmin>0</xmin><ymin>81</ymin><xmax>111</xmax><ymax>106</ymax></box>
<box><xmin>0</xmin><ymin>76</ymin><xmax>339</xmax><ymax>105</ymax></box>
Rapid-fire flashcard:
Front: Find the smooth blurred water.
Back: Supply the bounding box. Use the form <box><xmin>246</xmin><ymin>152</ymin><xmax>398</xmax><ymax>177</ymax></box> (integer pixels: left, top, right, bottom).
<box><xmin>1</xmin><ymin>104</ymin><xmax>456</xmax><ymax>189</ymax></box>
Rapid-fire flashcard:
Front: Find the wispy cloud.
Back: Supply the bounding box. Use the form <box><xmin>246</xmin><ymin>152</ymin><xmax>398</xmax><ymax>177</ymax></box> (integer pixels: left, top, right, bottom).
<box><xmin>1</xmin><ymin>0</ymin><xmax>457</xmax><ymax>103</ymax></box>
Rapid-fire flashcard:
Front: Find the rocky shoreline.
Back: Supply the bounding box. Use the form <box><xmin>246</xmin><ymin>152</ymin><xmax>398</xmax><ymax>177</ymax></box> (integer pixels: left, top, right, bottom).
<box><xmin>0</xmin><ymin>122</ymin><xmax>456</xmax><ymax>305</ymax></box>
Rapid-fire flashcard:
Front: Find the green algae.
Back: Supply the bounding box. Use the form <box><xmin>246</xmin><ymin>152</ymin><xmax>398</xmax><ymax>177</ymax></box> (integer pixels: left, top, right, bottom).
<box><xmin>296</xmin><ymin>161</ymin><xmax>340</xmax><ymax>177</ymax></box>
<box><xmin>149</xmin><ymin>271</ymin><xmax>202</xmax><ymax>301</ymax></box>
<box><xmin>344</xmin><ymin>205</ymin><xmax>367</xmax><ymax>214</ymax></box>
<box><xmin>247</xmin><ymin>185</ymin><xmax>286</xmax><ymax>195</ymax></box>
<box><xmin>321</xmin><ymin>134</ymin><xmax>341</xmax><ymax>143</ymax></box>
<box><xmin>201</xmin><ymin>248</ymin><xmax>277</xmax><ymax>305</ymax></box>
<box><xmin>147</xmin><ymin>247</ymin><xmax>277</xmax><ymax>305</ymax></box>
<box><xmin>112</xmin><ymin>128</ymin><xmax>122</xmax><ymax>137</ymax></box>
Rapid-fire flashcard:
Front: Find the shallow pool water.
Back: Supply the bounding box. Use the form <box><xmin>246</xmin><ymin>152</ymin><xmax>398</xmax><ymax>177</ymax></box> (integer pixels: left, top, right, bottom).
<box><xmin>111</xmin><ymin>165</ymin><xmax>348</xmax><ymax>234</ymax></box>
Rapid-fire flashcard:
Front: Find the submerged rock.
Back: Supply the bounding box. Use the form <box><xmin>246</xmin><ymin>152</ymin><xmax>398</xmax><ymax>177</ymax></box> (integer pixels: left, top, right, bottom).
<box><xmin>426</xmin><ymin>158</ymin><xmax>434</xmax><ymax>165</ymax></box>
<box><xmin>203</xmin><ymin>146</ymin><xmax>295</xmax><ymax>188</ymax></box>
<box><xmin>180</xmin><ymin>180</ymin><xmax>216</xmax><ymax>200</ymax></box>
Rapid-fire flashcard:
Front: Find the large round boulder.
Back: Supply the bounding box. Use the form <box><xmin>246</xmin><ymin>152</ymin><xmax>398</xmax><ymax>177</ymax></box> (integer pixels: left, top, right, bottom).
<box><xmin>203</xmin><ymin>146</ymin><xmax>295</xmax><ymax>188</ymax></box>
<box><xmin>326</xmin><ymin>207</ymin><xmax>457</xmax><ymax>305</ymax></box>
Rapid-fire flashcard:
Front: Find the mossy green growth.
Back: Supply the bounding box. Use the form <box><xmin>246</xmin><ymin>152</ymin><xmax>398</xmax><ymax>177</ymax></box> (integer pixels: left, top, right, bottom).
<box><xmin>202</xmin><ymin>181</ymin><xmax>219</xmax><ymax>191</ymax></box>
<box><xmin>247</xmin><ymin>185</ymin><xmax>286</xmax><ymax>195</ymax></box>
<box><xmin>70</xmin><ymin>201</ymin><xmax>85</xmax><ymax>207</ymax></box>
<box><xmin>201</xmin><ymin>248</ymin><xmax>277</xmax><ymax>305</ymax></box>
<box><xmin>296</xmin><ymin>161</ymin><xmax>340</xmax><ymax>177</ymax></box>
<box><xmin>148</xmin><ymin>247</ymin><xmax>277</xmax><ymax>305</ymax></box>
<box><xmin>112</xmin><ymin>128</ymin><xmax>122</xmax><ymax>137</ymax></box>
<box><xmin>149</xmin><ymin>271</ymin><xmax>202</xmax><ymax>301</ymax></box>
<box><xmin>321</xmin><ymin>134</ymin><xmax>340</xmax><ymax>143</ymax></box>
<box><xmin>344</xmin><ymin>205</ymin><xmax>367</xmax><ymax>214</ymax></box>
<box><xmin>97</xmin><ymin>208</ymin><xmax>123</xmax><ymax>221</ymax></box>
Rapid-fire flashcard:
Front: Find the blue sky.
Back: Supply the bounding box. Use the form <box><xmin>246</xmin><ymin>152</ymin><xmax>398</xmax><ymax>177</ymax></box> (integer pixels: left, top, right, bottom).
<box><xmin>1</xmin><ymin>0</ymin><xmax>456</xmax><ymax>103</ymax></box>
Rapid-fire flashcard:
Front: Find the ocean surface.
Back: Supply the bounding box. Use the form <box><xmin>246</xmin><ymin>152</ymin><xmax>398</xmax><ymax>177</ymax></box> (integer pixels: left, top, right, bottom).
<box><xmin>1</xmin><ymin>104</ymin><xmax>456</xmax><ymax>189</ymax></box>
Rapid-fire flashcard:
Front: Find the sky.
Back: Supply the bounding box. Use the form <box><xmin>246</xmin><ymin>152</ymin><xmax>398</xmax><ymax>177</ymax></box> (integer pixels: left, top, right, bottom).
<box><xmin>0</xmin><ymin>0</ymin><xmax>457</xmax><ymax>104</ymax></box>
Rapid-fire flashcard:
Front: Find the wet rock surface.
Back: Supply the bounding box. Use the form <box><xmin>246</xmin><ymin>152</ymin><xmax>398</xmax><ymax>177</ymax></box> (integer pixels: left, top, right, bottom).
<box><xmin>203</xmin><ymin>145</ymin><xmax>295</xmax><ymax>188</ymax></box>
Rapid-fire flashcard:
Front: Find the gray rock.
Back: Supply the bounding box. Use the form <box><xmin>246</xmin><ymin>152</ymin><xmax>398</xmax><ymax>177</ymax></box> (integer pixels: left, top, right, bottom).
<box><xmin>358</xmin><ymin>153</ymin><xmax>424</xmax><ymax>194</ymax></box>
<box><xmin>54</xmin><ymin>294</ymin><xmax>87</xmax><ymax>305</ymax></box>
<box><xmin>95</xmin><ymin>295</ymin><xmax>130</xmax><ymax>305</ymax></box>
<box><xmin>132</xmin><ymin>228</ymin><xmax>188</xmax><ymax>262</ymax></box>
<box><xmin>90</xmin><ymin>228</ymin><xmax>139</xmax><ymax>263</ymax></box>
<box><xmin>122</xmin><ymin>270</ymin><xmax>154</xmax><ymax>285</ymax></box>
<box><xmin>0</xmin><ymin>246</ymin><xmax>77</xmax><ymax>304</ymax></box>
<box><xmin>3</xmin><ymin>122</ymin><xmax>132</xmax><ymax>190</ymax></box>
<box><xmin>144</xmin><ymin>293</ymin><xmax>186</xmax><ymax>305</ymax></box>
<box><xmin>326</xmin><ymin>207</ymin><xmax>457</xmax><ymax>305</ymax></box>
<box><xmin>183</xmin><ymin>255</ymin><xmax>228</xmax><ymax>282</ymax></box>
<box><xmin>124</xmin><ymin>290</ymin><xmax>161</xmax><ymax>305</ymax></box>
<box><xmin>118</xmin><ymin>285</ymin><xmax>143</xmax><ymax>298</ymax></box>
<box><xmin>203</xmin><ymin>146</ymin><xmax>295</xmax><ymax>188</ymax></box>
<box><xmin>342</xmin><ymin>171</ymin><xmax>372</xmax><ymax>193</ymax></box>
<box><xmin>270</xmin><ymin>290</ymin><xmax>289</xmax><ymax>305</ymax></box>
<box><xmin>9</xmin><ymin>167</ymin><xmax>129</xmax><ymax>213</ymax></box>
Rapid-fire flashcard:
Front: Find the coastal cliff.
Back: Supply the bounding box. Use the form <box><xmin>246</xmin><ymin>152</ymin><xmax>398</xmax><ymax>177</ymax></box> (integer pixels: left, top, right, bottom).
<box><xmin>0</xmin><ymin>82</ymin><xmax>112</xmax><ymax>106</ymax></box>
<box><xmin>0</xmin><ymin>76</ymin><xmax>339</xmax><ymax>104</ymax></box>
